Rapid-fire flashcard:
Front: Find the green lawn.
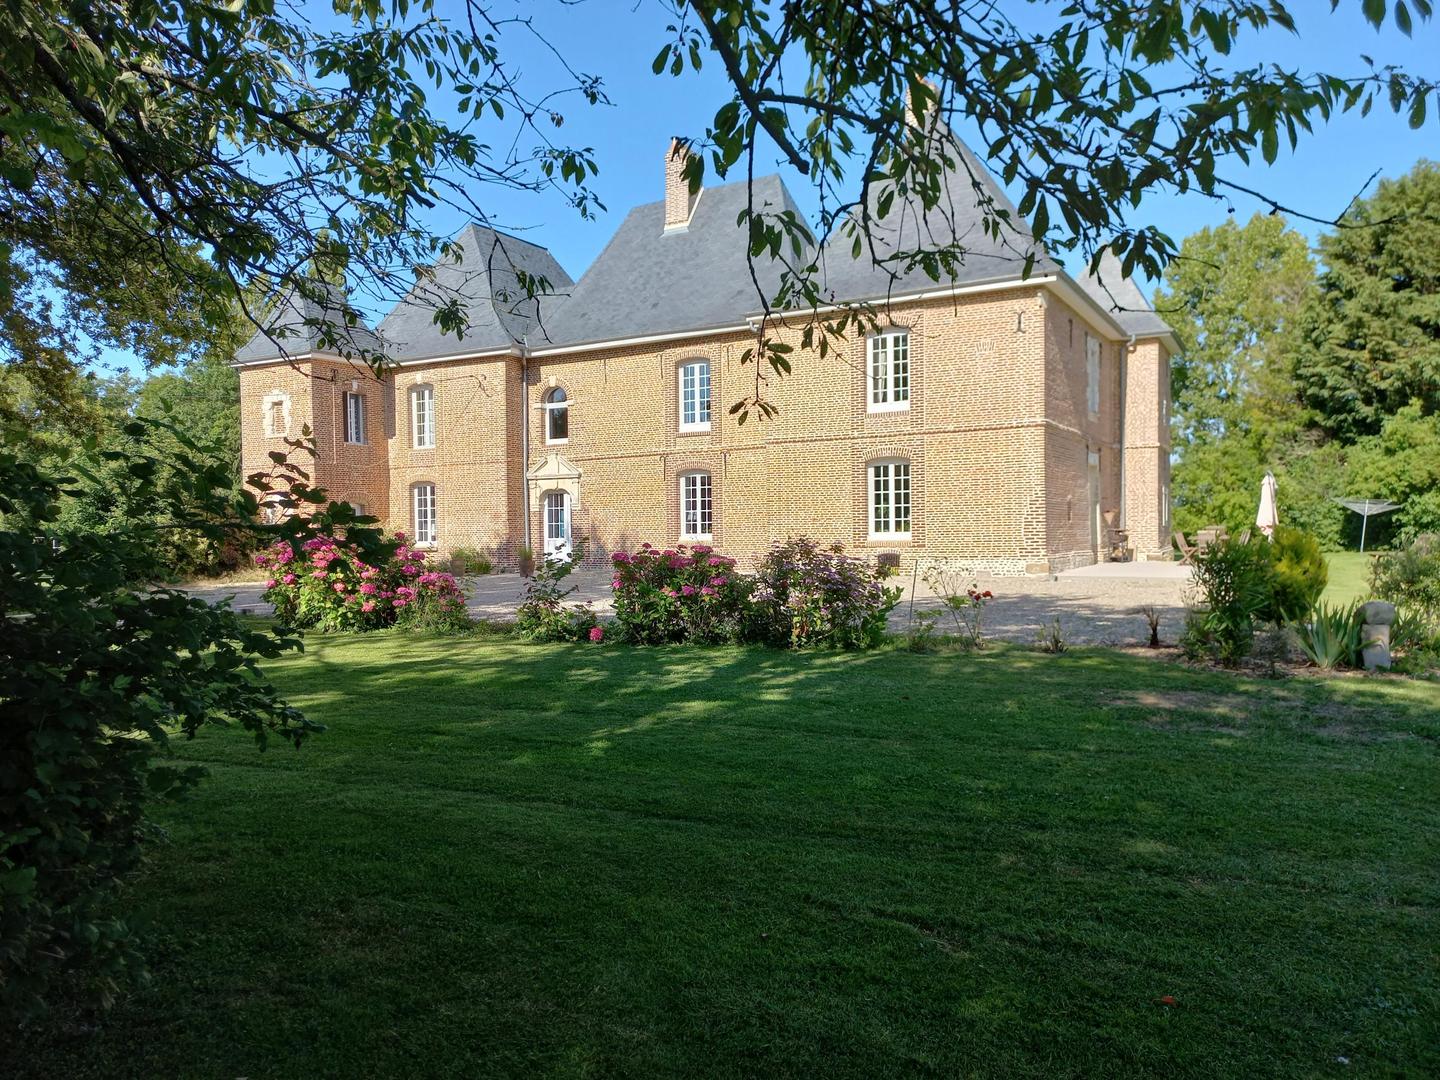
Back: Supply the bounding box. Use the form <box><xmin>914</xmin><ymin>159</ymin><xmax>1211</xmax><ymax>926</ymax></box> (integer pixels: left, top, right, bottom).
<box><xmin>1323</xmin><ymin>550</ymin><xmax>1381</xmax><ymax>606</ymax></box>
<box><xmin>14</xmin><ymin>637</ymin><xmax>1439</xmax><ymax>1078</ymax></box>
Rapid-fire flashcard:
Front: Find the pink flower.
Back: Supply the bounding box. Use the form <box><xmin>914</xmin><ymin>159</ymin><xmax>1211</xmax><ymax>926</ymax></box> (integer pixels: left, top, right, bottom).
<box><xmin>589</xmin><ymin>626</ymin><xmax>605</xmax><ymax>643</ymax></box>
<box><xmin>361</xmin><ymin>601</ymin><xmax>376</xmax><ymax>613</ymax></box>
<box><xmin>311</xmin><ymin>570</ymin><xmax>327</xmax><ymax>579</ymax></box>
<box><xmin>282</xmin><ymin>573</ymin><xmax>298</xmax><ymax>585</ymax></box>
<box><xmin>333</xmin><ymin>581</ymin><xmax>346</xmax><ymax>593</ymax></box>
<box><xmin>265</xmin><ymin>578</ymin><xmax>278</xmax><ymax>589</ymax></box>
<box><xmin>360</xmin><ymin>582</ymin><xmax>377</xmax><ymax>595</ymax></box>
<box><xmin>681</xmin><ymin>584</ymin><xmax>696</xmax><ymax>596</ymax></box>
<box><xmin>394</xmin><ymin>531</ymin><xmax>406</xmax><ymax>542</ymax></box>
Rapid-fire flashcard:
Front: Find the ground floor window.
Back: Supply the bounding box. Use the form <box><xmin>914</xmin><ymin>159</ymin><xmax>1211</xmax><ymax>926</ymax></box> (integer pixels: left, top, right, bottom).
<box><xmin>680</xmin><ymin>472</ymin><xmax>713</xmax><ymax>539</ymax></box>
<box><xmin>412</xmin><ymin>483</ymin><xmax>437</xmax><ymax>545</ymax></box>
<box><xmin>868</xmin><ymin>460</ymin><xmax>911</xmax><ymax>537</ymax></box>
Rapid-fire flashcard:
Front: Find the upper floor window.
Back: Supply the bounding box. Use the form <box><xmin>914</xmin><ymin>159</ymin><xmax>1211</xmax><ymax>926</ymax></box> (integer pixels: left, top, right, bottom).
<box><xmin>868</xmin><ymin>460</ymin><xmax>911</xmax><ymax>537</ymax></box>
<box><xmin>868</xmin><ymin>330</ymin><xmax>910</xmax><ymax>412</ymax></box>
<box><xmin>543</xmin><ymin>387</ymin><xmax>569</xmax><ymax>443</ymax></box>
<box><xmin>679</xmin><ymin>471</ymin><xmax>713</xmax><ymax>540</ymax></box>
<box><xmin>678</xmin><ymin>360</ymin><xmax>711</xmax><ymax>432</ymax></box>
<box><xmin>411</xmin><ymin>385</ymin><xmax>435</xmax><ymax>449</ymax></box>
<box><xmin>412</xmin><ymin>483</ymin><xmax>437</xmax><ymax>546</ymax></box>
<box><xmin>343</xmin><ymin>391</ymin><xmax>366</xmax><ymax>444</ymax></box>
<box><xmin>1086</xmin><ymin>335</ymin><xmax>1101</xmax><ymax>417</ymax></box>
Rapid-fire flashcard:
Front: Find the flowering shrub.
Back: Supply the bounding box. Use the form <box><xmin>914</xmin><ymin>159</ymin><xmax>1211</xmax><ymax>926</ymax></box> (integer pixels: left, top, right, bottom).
<box><xmin>749</xmin><ymin>538</ymin><xmax>900</xmax><ymax>649</ymax></box>
<box><xmin>256</xmin><ymin>531</ymin><xmax>469</xmax><ymax>633</ymax></box>
<box><xmin>610</xmin><ymin>543</ymin><xmax>753</xmax><ymax>644</ymax></box>
<box><xmin>920</xmin><ymin>565</ymin><xmax>994</xmax><ymax>649</ymax></box>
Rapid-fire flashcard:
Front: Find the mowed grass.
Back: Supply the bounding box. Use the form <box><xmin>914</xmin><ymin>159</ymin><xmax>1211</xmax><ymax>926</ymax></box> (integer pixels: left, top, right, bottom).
<box><xmin>1324</xmin><ymin>550</ymin><xmax>1381</xmax><ymax>607</ymax></box>
<box><xmin>13</xmin><ymin>637</ymin><xmax>1440</xmax><ymax>1079</ymax></box>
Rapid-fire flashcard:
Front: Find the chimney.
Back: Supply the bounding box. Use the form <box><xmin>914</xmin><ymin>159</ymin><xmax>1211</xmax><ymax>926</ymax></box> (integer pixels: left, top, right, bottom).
<box><xmin>664</xmin><ymin>139</ymin><xmax>700</xmax><ymax>230</ymax></box>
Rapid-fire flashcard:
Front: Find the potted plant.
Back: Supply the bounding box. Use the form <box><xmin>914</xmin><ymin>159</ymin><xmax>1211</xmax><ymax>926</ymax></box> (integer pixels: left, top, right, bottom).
<box><xmin>517</xmin><ymin>544</ymin><xmax>535</xmax><ymax>578</ymax></box>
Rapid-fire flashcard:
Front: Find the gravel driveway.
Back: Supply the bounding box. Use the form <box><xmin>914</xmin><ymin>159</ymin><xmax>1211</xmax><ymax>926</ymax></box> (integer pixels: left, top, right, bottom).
<box><xmin>186</xmin><ymin>563</ymin><xmax>1191</xmax><ymax>648</ymax></box>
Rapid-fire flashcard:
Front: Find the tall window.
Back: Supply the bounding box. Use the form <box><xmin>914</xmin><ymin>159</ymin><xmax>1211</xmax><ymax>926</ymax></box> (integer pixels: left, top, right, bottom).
<box><xmin>411</xmin><ymin>385</ymin><xmax>435</xmax><ymax>449</ymax></box>
<box><xmin>679</xmin><ymin>472</ymin><xmax>713</xmax><ymax>539</ymax></box>
<box><xmin>412</xmin><ymin>483</ymin><xmax>437</xmax><ymax>545</ymax></box>
<box><xmin>868</xmin><ymin>330</ymin><xmax>910</xmax><ymax>411</ymax></box>
<box><xmin>265</xmin><ymin>397</ymin><xmax>287</xmax><ymax>437</ymax></box>
<box><xmin>543</xmin><ymin>387</ymin><xmax>569</xmax><ymax>443</ymax></box>
<box><xmin>344</xmin><ymin>391</ymin><xmax>366</xmax><ymax>444</ymax></box>
<box><xmin>679</xmin><ymin>360</ymin><xmax>711</xmax><ymax>431</ymax></box>
<box><xmin>1086</xmin><ymin>335</ymin><xmax>1101</xmax><ymax>417</ymax></box>
<box><xmin>869</xmin><ymin>460</ymin><xmax>911</xmax><ymax>537</ymax></box>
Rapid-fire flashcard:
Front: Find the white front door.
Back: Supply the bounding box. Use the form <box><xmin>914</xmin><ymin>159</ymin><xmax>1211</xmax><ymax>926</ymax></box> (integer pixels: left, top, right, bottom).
<box><xmin>543</xmin><ymin>490</ymin><xmax>570</xmax><ymax>557</ymax></box>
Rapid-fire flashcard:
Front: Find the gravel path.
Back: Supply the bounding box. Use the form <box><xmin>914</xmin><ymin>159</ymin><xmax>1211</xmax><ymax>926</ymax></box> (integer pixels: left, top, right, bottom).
<box><xmin>185</xmin><ymin>564</ymin><xmax>1191</xmax><ymax>648</ymax></box>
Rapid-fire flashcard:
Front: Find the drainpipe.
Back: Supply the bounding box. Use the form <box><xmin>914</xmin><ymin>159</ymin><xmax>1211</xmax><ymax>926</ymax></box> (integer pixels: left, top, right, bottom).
<box><xmin>520</xmin><ymin>339</ymin><xmax>532</xmax><ymax>555</ymax></box>
<box><xmin>1118</xmin><ymin>332</ymin><xmax>1135</xmax><ymax>530</ymax></box>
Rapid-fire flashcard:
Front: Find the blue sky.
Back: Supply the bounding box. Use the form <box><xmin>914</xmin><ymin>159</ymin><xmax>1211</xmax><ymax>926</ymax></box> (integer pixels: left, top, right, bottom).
<box><xmin>116</xmin><ymin>1</ymin><xmax>1437</xmax><ymax>375</ymax></box>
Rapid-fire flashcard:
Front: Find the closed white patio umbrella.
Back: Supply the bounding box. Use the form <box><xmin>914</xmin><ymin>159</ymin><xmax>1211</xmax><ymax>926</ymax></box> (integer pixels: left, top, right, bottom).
<box><xmin>1256</xmin><ymin>472</ymin><xmax>1279</xmax><ymax>539</ymax></box>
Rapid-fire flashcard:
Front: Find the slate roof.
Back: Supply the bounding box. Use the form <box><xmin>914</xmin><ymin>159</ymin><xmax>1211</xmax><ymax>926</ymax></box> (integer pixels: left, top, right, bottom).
<box><xmin>234</xmin><ymin>280</ymin><xmax>383</xmax><ymax>364</ymax></box>
<box><xmin>539</xmin><ymin>174</ymin><xmax>811</xmax><ymax>348</ymax></box>
<box><xmin>1073</xmin><ymin>249</ymin><xmax>1173</xmax><ymax>338</ymax></box>
<box><xmin>816</xmin><ymin>133</ymin><xmax>1060</xmax><ymax>304</ymax></box>
<box><xmin>376</xmin><ymin>225</ymin><xmax>575</xmax><ymax>360</ymax></box>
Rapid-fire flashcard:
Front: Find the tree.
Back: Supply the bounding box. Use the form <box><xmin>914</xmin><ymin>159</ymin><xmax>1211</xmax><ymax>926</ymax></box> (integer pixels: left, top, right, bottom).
<box><xmin>1295</xmin><ymin>161</ymin><xmax>1440</xmax><ymax>440</ymax></box>
<box><xmin>1157</xmin><ymin>214</ymin><xmax>1316</xmax><ymax>445</ymax></box>
<box><xmin>1346</xmin><ymin>403</ymin><xmax>1440</xmax><ymax>543</ymax></box>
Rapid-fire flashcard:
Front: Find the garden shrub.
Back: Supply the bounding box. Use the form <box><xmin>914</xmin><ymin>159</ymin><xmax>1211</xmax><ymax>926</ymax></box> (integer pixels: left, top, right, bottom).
<box><xmin>1370</xmin><ymin>534</ymin><xmax>1440</xmax><ymax>624</ymax></box>
<box><xmin>1184</xmin><ymin>536</ymin><xmax>1273</xmax><ymax>665</ymax></box>
<box><xmin>516</xmin><ymin>548</ymin><xmax>600</xmax><ymax>642</ymax></box>
<box><xmin>1291</xmin><ymin>602</ymin><xmax>1367</xmax><ymax>670</ymax></box>
<box><xmin>256</xmin><ymin>531</ymin><xmax>468</xmax><ymax>633</ymax></box>
<box><xmin>748</xmin><ymin>537</ymin><xmax>900</xmax><ymax>649</ymax></box>
<box><xmin>1263</xmin><ymin>526</ymin><xmax>1327</xmax><ymax>623</ymax></box>
<box><xmin>610</xmin><ymin>543</ymin><xmax>752</xmax><ymax>644</ymax></box>
<box><xmin>448</xmin><ymin>546</ymin><xmax>493</xmax><ymax>575</ymax></box>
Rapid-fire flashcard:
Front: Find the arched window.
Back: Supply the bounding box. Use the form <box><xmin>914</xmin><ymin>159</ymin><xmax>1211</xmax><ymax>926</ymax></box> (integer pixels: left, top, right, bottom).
<box><xmin>411</xmin><ymin>483</ymin><xmax>437</xmax><ymax>546</ymax></box>
<box><xmin>867</xmin><ymin>459</ymin><xmax>911</xmax><ymax>537</ymax></box>
<box><xmin>410</xmin><ymin>384</ymin><xmax>435</xmax><ymax>449</ymax></box>
<box><xmin>679</xmin><ymin>471</ymin><xmax>713</xmax><ymax>540</ymax></box>
<box><xmin>543</xmin><ymin>387</ymin><xmax>569</xmax><ymax>443</ymax></box>
<box><xmin>867</xmin><ymin>329</ymin><xmax>910</xmax><ymax>412</ymax></box>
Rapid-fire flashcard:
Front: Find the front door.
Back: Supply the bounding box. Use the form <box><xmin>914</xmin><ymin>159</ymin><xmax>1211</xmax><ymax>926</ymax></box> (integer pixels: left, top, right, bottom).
<box><xmin>543</xmin><ymin>490</ymin><xmax>570</xmax><ymax>558</ymax></box>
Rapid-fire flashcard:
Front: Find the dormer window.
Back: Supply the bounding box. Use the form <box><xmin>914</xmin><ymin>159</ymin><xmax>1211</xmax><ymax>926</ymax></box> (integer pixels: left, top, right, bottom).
<box><xmin>543</xmin><ymin>387</ymin><xmax>569</xmax><ymax>444</ymax></box>
<box><xmin>867</xmin><ymin>330</ymin><xmax>910</xmax><ymax>412</ymax></box>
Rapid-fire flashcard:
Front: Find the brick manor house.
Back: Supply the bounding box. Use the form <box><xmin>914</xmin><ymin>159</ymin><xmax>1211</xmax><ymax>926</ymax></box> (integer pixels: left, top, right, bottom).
<box><xmin>236</xmin><ymin>131</ymin><xmax>1175</xmax><ymax>575</ymax></box>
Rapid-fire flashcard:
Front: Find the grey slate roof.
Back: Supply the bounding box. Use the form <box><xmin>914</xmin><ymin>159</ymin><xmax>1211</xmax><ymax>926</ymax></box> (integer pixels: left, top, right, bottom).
<box><xmin>1074</xmin><ymin>249</ymin><xmax>1173</xmax><ymax>337</ymax></box>
<box><xmin>234</xmin><ymin>280</ymin><xmax>382</xmax><ymax>364</ymax></box>
<box><xmin>817</xmin><ymin>133</ymin><xmax>1059</xmax><ymax>304</ymax></box>
<box><xmin>377</xmin><ymin>225</ymin><xmax>575</xmax><ymax>360</ymax></box>
<box><xmin>539</xmin><ymin>174</ymin><xmax>811</xmax><ymax>348</ymax></box>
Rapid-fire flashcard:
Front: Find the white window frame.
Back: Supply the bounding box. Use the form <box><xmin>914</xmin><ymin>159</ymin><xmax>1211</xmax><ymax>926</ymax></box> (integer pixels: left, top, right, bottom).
<box><xmin>411</xmin><ymin>384</ymin><xmax>435</xmax><ymax>449</ymax></box>
<box><xmin>344</xmin><ymin>391</ymin><xmax>366</xmax><ymax>445</ymax></box>
<box><xmin>1086</xmin><ymin>335</ymin><xmax>1101</xmax><ymax>418</ymax></box>
<box><xmin>679</xmin><ymin>471</ymin><xmax>713</xmax><ymax>540</ymax></box>
<box><xmin>678</xmin><ymin>359</ymin><xmax>712</xmax><ymax>432</ymax></box>
<box><xmin>543</xmin><ymin>387</ymin><xmax>569</xmax><ymax>445</ymax></box>
<box><xmin>868</xmin><ymin>460</ymin><xmax>912</xmax><ymax>539</ymax></box>
<box><xmin>867</xmin><ymin>329</ymin><xmax>910</xmax><ymax>413</ymax></box>
<box><xmin>411</xmin><ymin>483</ymin><xmax>437</xmax><ymax>546</ymax></box>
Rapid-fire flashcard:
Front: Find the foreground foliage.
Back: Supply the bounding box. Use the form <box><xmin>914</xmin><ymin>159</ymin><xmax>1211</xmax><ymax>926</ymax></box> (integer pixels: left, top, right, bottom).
<box><xmin>0</xmin><ymin>423</ymin><xmax>335</xmax><ymax>1018</ymax></box>
<box><xmin>6</xmin><ymin>636</ymin><xmax>1436</xmax><ymax>1077</ymax></box>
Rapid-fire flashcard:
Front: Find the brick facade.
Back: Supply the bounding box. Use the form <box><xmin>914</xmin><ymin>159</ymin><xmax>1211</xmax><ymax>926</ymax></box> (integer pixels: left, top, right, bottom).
<box><xmin>239</xmin><ymin>287</ymin><xmax>1172</xmax><ymax>575</ymax></box>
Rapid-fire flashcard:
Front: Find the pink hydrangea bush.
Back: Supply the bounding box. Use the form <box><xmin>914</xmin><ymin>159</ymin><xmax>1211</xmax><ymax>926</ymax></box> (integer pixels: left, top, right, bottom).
<box><xmin>256</xmin><ymin>531</ymin><xmax>469</xmax><ymax>633</ymax></box>
<box><xmin>749</xmin><ymin>537</ymin><xmax>901</xmax><ymax>649</ymax></box>
<box><xmin>610</xmin><ymin>543</ymin><xmax>753</xmax><ymax>644</ymax></box>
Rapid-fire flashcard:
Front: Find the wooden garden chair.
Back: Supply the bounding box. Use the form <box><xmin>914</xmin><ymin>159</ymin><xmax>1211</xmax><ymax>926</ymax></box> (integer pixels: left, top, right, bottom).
<box><xmin>1173</xmin><ymin>530</ymin><xmax>1198</xmax><ymax>565</ymax></box>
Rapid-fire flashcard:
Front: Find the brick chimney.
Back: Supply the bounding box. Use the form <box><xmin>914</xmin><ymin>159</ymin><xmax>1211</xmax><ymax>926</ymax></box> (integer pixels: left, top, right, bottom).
<box><xmin>664</xmin><ymin>139</ymin><xmax>700</xmax><ymax>230</ymax></box>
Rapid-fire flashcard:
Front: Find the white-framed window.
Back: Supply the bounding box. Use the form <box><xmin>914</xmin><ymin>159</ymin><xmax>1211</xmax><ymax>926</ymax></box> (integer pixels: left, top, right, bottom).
<box><xmin>263</xmin><ymin>394</ymin><xmax>290</xmax><ymax>438</ymax></box>
<box><xmin>1086</xmin><ymin>335</ymin><xmax>1101</xmax><ymax>417</ymax></box>
<box><xmin>411</xmin><ymin>384</ymin><xmax>435</xmax><ymax>449</ymax></box>
<box><xmin>868</xmin><ymin>460</ymin><xmax>911</xmax><ymax>537</ymax></box>
<box><xmin>412</xmin><ymin>483</ymin><xmax>437</xmax><ymax>546</ymax></box>
<box><xmin>679</xmin><ymin>471</ymin><xmax>713</xmax><ymax>539</ymax></box>
<box><xmin>344</xmin><ymin>391</ymin><xmax>366</xmax><ymax>444</ymax></box>
<box><xmin>543</xmin><ymin>387</ymin><xmax>569</xmax><ymax>443</ymax></box>
<box><xmin>678</xmin><ymin>359</ymin><xmax>711</xmax><ymax>432</ymax></box>
<box><xmin>867</xmin><ymin>329</ymin><xmax>910</xmax><ymax>412</ymax></box>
